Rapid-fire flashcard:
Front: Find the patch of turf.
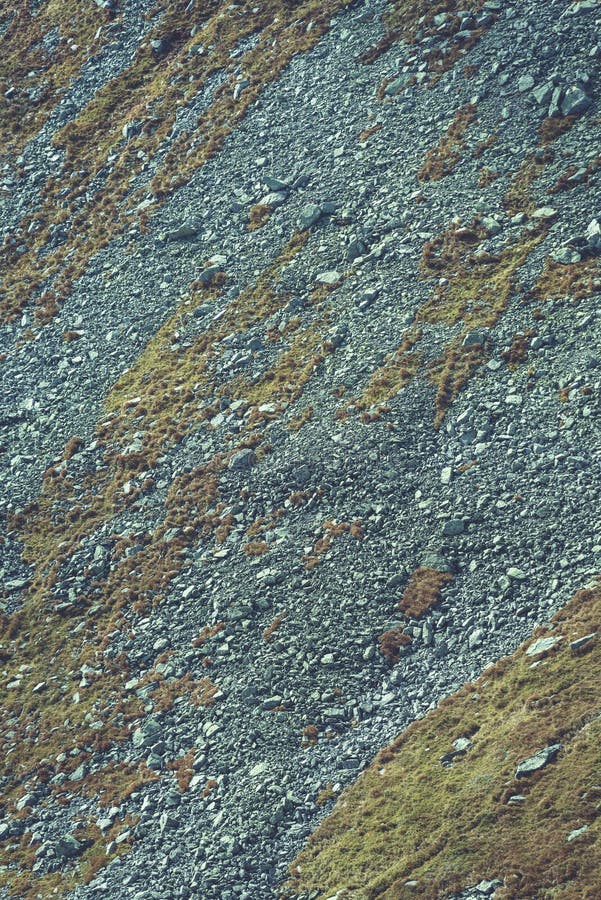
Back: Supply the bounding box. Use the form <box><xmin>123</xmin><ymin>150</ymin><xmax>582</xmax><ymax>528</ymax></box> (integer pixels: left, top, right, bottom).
<box><xmin>286</xmin><ymin>581</ymin><xmax>601</xmax><ymax>899</ymax></box>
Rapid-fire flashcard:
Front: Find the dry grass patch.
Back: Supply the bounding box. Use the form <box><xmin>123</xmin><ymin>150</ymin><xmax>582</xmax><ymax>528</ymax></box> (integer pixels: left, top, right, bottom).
<box><xmin>248</xmin><ymin>203</ymin><xmax>273</xmax><ymax>231</ymax></box>
<box><xmin>532</xmin><ymin>257</ymin><xmax>601</xmax><ymax>303</ymax></box>
<box><xmin>399</xmin><ymin>567</ymin><xmax>453</xmax><ymax>618</ymax></box>
<box><xmin>538</xmin><ymin>116</ymin><xmax>577</xmax><ymax>145</ymax></box>
<box><xmin>418</xmin><ymin>103</ymin><xmax>477</xmax><ymax>182</ymax></box>
<box><xmin>361</xmin><ymin>0</ymin><xmax>491</xmax><ymax>76</ymax></box>
<box><xmin>0</xmin><ymin>0</ymin><xmax>353</xmax><ymax>324</ymax></box>
<box><xmin>378</xmin><ymin>627</ymin><xmax>412</xmax><ymax>664</ymax></box>
<box><xmin>304</xmin><ymin>520</ymin><xmax>364</xmax><ymax>570</ymax></box>
<box><xmin>286</xmin><ymin>581</ymin><xmax>601</xmax><ymax>899</ymax></box>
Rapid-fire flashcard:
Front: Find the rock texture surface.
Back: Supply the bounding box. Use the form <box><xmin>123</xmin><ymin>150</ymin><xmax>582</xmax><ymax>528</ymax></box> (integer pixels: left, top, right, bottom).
<box><xmin>0</xmin><ymin>0</ymin><xmax>600</xmax><ymax>897</ymax></box>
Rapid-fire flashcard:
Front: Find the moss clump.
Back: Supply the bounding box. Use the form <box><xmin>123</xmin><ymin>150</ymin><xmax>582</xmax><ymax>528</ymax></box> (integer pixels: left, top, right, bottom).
<box><xmin>418</xmin><ymin>104</ymin><xmax>477</xmax><ymax>182</ymax></box>
<box><xmin>286</xmin><ymin>581</ymin><xmax>601</xmax><ymax>899</ymax></box>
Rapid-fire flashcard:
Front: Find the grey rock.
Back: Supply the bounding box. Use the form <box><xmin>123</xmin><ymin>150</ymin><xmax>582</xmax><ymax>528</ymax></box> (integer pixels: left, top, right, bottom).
<box><xmin>315</xmin><ymin>270</ymin><xmax>341</xmax><ymax>285</ymax></box>
<box><xmin>132</xmin><ymin>718</ymin><xmax>162</xmax><ymax>749</ymax></box>
<box><xmin>570</xmin><ymin>632</ymin><xmax>597</xmax><ymax>653</ymax></box>
<box><xmin>567</xmin><ymin>825</ymin><xmax>589</xmax><ymax>842</ymax></box>
<box><xmin>526</xmin><ymin>636</ymin><xmax>563</xmax><ymax>656</ymax></box>
<box><xmin>233</xmin><ymin>79</ymin><xmax>250</xmax><ymax>101</ymax></box>
<box><xmin>229</xmin><ymin>448</ymin><xmax>256</xmax><ymax>470</ymax></box>
<box><xmin>260</xmin><ymin>190</ymin><xmax>288</xmax><ymax>208</ymax></box>
<box><xmin>263</xmin><ymin>175</ymin><xmax>289</xmax><ymax>191</ymax></box>
<box><xmin>531</xmin><ymin>206</ymin><xmax>557</xmax><ymax>221</ymax></box>
<box><xmin>166</xmin><ymin>220</ymin><xmax>201</xmax><ymax>241</ymax></box>
<box><xmin>481</xmin><ymin>217</ymin><xmax>501</xmax><ymax>235</ymax></box>
<box><xmin>54</xmin><ymin>834</ymin><xmax>84</xmax><ymax>860</ymax></box>
<box><xmin>518</xmin><ymin>74</ymin><xmax>535</xmax><ymax>92</ymax></box>
<box><xmin>443</xmin><ymin>519</ymin><xmax>465</xmax><ymax>537</ymax></box>
<box><xmin>463</xmin><ymin>328</ymin><xmax>488</xmax><ymax>347</ymax></box>
<box><xmin>299</xmin><ymin>203</ymin><xmax>324</xmax><ymax>229</ymax></box>
<box><xmin>440</xmin><ymin>466</ymin><xmax>453</xmax><ymax>484</ymax></box>
<box><xmin>586</xmin><ymin>218</ymin><xmax>601</xmax><ymax>251</ymax></box>
<box><xmin>548</xmin><ymin>86</ymin><xmax>564</xmax><ymax>117</ymax></box>
<box><xmin>516</xmin><ymin>744</ymin><xmax>561</xmax><ymax>778</ymax></box>
<box><xmin>551</xmin><ymin>247</ymin><xmax>582</xmax><ymax>264</ymax></box>
<box><xmin>560</xmin><ymin>85</ymin><xmax>592</xmax><ymax>116</ymax></box>
<box><xmin>474</xmin><ymin>880</ymin><xmax>503</xmax><ymax>895</ymax></box>
<box><xmin>507</xmin><ymin>567</ymin><xmax>528</xmax><ymax>580</ymax></box>
<box><xmin>533</xmin><ymin>82</ymin><xmax>555</xmax><ymax>106</ymax></box>
<box><xmin>420</xmin><ymin>552</ymin><xmax>453</xmax><ymax>573</ymax></box>
<box><xmin>468</xmin><ymin>627</ymin><xmax>484</xmax><ymax>649</ymax></box>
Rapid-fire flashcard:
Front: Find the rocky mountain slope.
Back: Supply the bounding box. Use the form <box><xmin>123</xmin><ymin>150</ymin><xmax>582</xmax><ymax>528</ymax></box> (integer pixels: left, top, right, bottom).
<box><xmin>0</xmin><ymin>0</ymin><xmax>600</xmax><ymax>897</ymax></box>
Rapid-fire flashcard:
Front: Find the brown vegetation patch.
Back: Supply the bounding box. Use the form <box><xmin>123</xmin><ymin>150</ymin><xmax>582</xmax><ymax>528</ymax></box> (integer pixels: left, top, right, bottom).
<box><xmin>360</xmin><ymin>0</ymin><xmax>491</xmax><ymax>77</ymax></box>
<box><xmin>398</xmin><ymin>567</ymin><xmax>453</xmax><ymax>618</ymax></box>
<box><xmin>418</xmin><ymin>103</ymin><xmax>477</xmax><ymax>182</ymax></box>
<box><xmin>192</xmin><ymin>622</ymin><xmax>225</xmax><ymax>648</ymax></box>
<box><xmin>303</xmin><ymin>519</ymin><xmax>364</xmax><ymax>570</ymax></box>
<box><xmin>548</xmin><ymin>155</ymin><xmax>601</xmax><ymax>195</ymax></box>
<box><xmin>538</xmin><ymin>115</ymin><xmax>577</xmax><ymax>145</ymax></box>
<box><xmin>263</xmin><ymin>614</ymin><xmax>287</xmax><ymax>642</ymax></box>
<box><xmin>501</xmin><ymin>329</ymin><xmax>535</xmax><ymax>370</ymax></box>
<box><xmin>0</xmin><ymin>0</ymin><xmax>353</xmax><ymax>324</ymax></box>
<box><xmin>287</xmin><ymin>580</ymin><xmax>601</xmax><ymax>898</ymax></box>
<box><xmin>533</xmin><ymin>257</ymin><xmax>601</xmax><ymax>303</ymax></box>
<box><xmin>378</xmin><ymin>627</ymin><xmax>412</xmax><ymax>664</ymax></box>
<box><xmin>167</xmin><ymin>748</ymin><xmax>196</xmax><ymax>793</ymax></box>
<box><xmin>248</xmin><ymin>203</ymin><xmax>273</xmax><ymax>231</ymax></box>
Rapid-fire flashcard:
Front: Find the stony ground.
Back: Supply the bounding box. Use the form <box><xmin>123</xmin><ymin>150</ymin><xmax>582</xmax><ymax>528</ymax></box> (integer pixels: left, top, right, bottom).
<box><xmin>0</xmin><ymin>0</ymin><xmax>600</xmax><ymax>897</ymax></box>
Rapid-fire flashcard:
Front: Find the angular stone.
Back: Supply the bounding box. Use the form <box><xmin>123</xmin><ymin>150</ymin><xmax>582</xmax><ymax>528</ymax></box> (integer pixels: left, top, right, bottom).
<box><xmin>260</xmin><ymin>190</ymin><xmax>287</xmax><ymax>208</ymax></box>
<box><xmin>507</xmin><ymin>567</ymin><xmax>528</xmax><ymax>580</ymax></box>
<box><xmin>54</xmin><ymin>834</ymin><xmax>84</xmax><ymax>859</ymax></box>
<box><xmin>440</xmin><ymin>466</ymin><xmax>453</xmax><ymax>485</ymax></box>
<box><xmin>443</xmin><ymin>519</ymin><xmax>465</xmax><ymax>537</ymax></box>
<box><xmin>167</xmin><ymin>220</ymin><xmax>201</xmax><ymax>241</ymax></box>
<box><xmin>532</xmin><ymin>82</ymin><xmax>555</xmax><ymax>106</ymax></box>
<box><xmin>548</xmin><ymin>86</ymin><xmax>564</xmax><ymax>117</ymax></box>
<box><xmin>531</xmin><ymin>207</ymin><xmax>557</xmax><ymax>220</ymax></box>
<box><xmin>468</xmin><ymin>627</ymin><xmax>484</xmax><ymax>649</ymax></box>
<box><xmin>481</xmin><ymin>216</ymin><xmax>501</xmax><ymax>235</ymax></box>
<box><xmin>516</xmin><ymin>744</ymin><xmax>561</xmax><ymax>778</ymax></box>
<box><xmin>518</xmin><ymin>74</ymin><xmax>535</xmax><ymax>92</ymax></box>
<box><xmin>299</xmin><ymin>203</ymin><xmax>323</xmax><ymax>229</ymax></box>
<box><xmin>315</xmin><ymin>270</ymin><xmax>341</xmax><ymax>285</ymax></box>
<box><xmin>463</xmin><ymin>328</ymin><xmax>488</xmax><ymax>348</ymax></box>
<box><xmin>197</xmin><ymin>264</ymin><xmax>222</xmax><ymax>286</ymax></box>
<box><xmin>420</xmin><ymin>552</ymin><xmax>453</xmax><ymax>573</ymax></box>
<box><xmin>229</xmin><ymin>448</ymin><xmax>256</xmax><ymax>470</ymax></box>
<box><xmin>263</xmin><ymin>175</ymin><xmax>289</xmax><ymax>191</ymax></box>
<box><xmin>551</xmin><ymin>247</ymin><xmax>582</xmax><ymax>264</ymax></box>
<box><xmin>526</xmin><ymin>635</ymin><xmax>563</xmax><ymax>657</ymax></box>
<box><xmin>570</xmin><ymin>632</ymin><xmax>597</xmax><ymax>654</ymax></box>
<box><xmin>560</xmin><ymin>85</ymin><xmax>592</xmax><ymax>116</ymax></box>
